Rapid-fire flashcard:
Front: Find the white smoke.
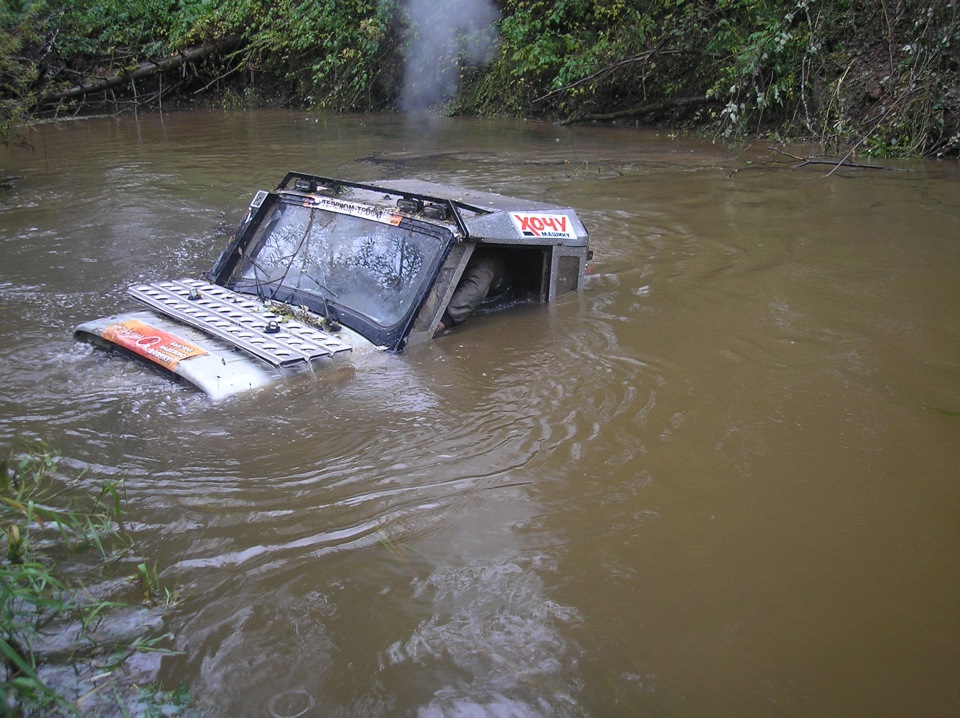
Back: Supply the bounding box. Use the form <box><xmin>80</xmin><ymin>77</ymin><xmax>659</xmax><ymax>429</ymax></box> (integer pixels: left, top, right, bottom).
<box><xmin>397</xmin><ymin>0</ymin><xmax>501</xmax><ymax>113</ymax></box>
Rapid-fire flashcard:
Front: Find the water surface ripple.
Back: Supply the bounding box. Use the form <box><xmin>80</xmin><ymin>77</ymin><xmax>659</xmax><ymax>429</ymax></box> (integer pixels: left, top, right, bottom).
<box><xmin>1</xmin><ymin>112</ymin><xmax>958</xmax><ymax>717</ymax></box>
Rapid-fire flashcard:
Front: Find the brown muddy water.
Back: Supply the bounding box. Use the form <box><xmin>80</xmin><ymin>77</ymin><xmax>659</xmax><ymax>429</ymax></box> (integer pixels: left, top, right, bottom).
<box><xmin>1</xmin><ymin>110</ymin><xmax>958</xmax><ymax>717</ymax></box>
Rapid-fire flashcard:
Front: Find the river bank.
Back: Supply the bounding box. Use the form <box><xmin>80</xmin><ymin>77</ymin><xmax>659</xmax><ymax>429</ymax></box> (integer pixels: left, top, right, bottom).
<box><xmin>3</xmin><ymin>0</ymin><xmax>959</xmax><ymax>157</ymax></box>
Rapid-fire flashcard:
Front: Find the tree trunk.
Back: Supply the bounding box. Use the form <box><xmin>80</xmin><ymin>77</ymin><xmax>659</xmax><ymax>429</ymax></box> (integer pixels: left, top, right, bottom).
<box><xmin>38</xmin><ymin>36</ymin><xmax>242</xmax><ymax>106</ymax></box>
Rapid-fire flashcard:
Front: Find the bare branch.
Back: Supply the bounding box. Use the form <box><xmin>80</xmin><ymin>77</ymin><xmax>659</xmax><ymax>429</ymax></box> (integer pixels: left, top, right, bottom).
<box><xmin>532</xmin><ymin>47</ymin><xmax>678</xmax><ymax>104</ymax></box>
<box><xmin>560</xmin><ymin>96</ymin><xmax>719</xmax><ymax>126</ymax></box>
<box><xmin>766</xmin><ymin>146</ymin><xmax>908</xmax><ymax>172</ymax></box>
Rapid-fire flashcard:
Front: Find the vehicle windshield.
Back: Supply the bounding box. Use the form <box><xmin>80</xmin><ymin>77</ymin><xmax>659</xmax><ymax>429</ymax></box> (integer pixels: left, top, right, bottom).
<box><xmin>227</xmin><ymin>200</ymin><xmax>449</xmax><ymax>328</ymax></box>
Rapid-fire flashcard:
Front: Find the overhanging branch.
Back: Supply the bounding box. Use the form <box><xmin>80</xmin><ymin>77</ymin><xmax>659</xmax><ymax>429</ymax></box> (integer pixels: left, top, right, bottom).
<box><xmin>37</xmin><ymin>36</ymin><xmax>242</xmax><ymax>106</ymax></box>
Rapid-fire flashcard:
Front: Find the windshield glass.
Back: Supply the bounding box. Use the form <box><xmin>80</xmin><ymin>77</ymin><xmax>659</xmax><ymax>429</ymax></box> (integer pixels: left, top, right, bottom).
<box><xmin>227</xmin><ymin>200</ymin><xmax>449</xmax><ymax>328</ymax></box>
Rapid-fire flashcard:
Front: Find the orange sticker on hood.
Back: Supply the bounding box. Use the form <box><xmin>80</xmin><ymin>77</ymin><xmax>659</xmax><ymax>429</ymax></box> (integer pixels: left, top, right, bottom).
<box><xmin>101</xmin><ymin>319</ymin><xmax>207</xmax><ymax>369</ymax></box>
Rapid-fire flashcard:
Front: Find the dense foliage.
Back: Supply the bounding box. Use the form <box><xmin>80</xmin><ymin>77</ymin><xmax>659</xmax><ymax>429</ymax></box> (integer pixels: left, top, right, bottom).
<box><xmin>2</xmin><ymin>0</ymin><xmax>958</xmax><ymax>156</ymax></box>
<box><xmin>468</xmin><ymin>0</ymin><xmax>960</xmax><ymax>156</ymax></box>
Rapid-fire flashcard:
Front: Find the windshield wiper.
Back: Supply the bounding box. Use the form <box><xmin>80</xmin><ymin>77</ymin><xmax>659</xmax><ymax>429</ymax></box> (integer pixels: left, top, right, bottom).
<box><xmin>269</xmin><ymin>210</ymin><xmax>316</xmax><ymax>301</ymax></box>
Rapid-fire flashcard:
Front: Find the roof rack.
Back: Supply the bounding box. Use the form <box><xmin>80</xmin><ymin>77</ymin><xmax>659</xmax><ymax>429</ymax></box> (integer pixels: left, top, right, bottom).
<box><xmin>277</xmin><ymin>171</ymin><xmax>477</xmax><ymax>240</ymax></box>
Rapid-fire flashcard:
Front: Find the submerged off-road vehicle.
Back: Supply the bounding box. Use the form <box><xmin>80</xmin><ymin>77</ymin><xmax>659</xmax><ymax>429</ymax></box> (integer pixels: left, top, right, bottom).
<box><xmin>75</xmin><ymin>172</ymin><xmax>591</xmax><ymax>399</ymax></box>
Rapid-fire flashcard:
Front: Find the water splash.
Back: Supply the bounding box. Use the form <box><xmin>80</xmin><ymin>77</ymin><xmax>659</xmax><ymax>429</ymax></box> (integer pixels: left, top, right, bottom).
<box><xmin>397</xmin><ymin>0</ymin><xmax>500</xmax><ymax>113</ymax></box>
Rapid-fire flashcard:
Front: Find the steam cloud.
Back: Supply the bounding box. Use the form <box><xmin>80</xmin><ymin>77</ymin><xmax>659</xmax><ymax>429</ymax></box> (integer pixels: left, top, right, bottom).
<box><xmin>397</xmin><ymin>0</ymin><xmax>500</xmax><ymax>113</ymax></box>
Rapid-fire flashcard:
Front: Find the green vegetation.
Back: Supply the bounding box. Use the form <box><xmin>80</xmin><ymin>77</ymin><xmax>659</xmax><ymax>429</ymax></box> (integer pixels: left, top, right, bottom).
<box><xmin>1</xmin><ymin>441</ymin><xmax>192</xmax><ymax>717</ymax></box>
<box><xmin>0</xmin><ymin>0</ymin><xmax>44</xmax><ymax>144</ymax></box>
<box><xmin>471</xmin><ymin>0</ymin><xmax>960</xmax><ymax>156</ymax></box>
<box><xmin>1</xmin><ymin>0</ymin><xmax>958</xmax><ymax>156</ymax></box>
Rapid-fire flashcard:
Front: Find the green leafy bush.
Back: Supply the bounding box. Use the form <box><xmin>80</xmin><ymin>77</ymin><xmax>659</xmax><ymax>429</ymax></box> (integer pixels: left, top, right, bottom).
<box><xmin>248</xmin><ymin>0</ymin><xmax>399</xmax><ymax>110</ymax></box>
<box><xmin>0</xmin><ymin>0</ymin><xmax>46</xmax><ymax>144</ymax></box>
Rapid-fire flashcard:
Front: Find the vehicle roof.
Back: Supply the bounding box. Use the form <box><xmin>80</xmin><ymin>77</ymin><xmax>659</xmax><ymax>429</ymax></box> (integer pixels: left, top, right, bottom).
<box><xmin>277</xmin><ymin>172</ymin><xmax>590</xmax><ymax>247</ymax></box>
<box><xmin>375</xmin><ymin>179</ymin><xmax>569</xmax><ymax>213</ymax></box>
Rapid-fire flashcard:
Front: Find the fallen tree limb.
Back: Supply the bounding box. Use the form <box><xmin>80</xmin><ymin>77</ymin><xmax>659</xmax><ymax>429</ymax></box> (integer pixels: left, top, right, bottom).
<box><xmin>37</xmin><ymin>35</ymin><xmax>242</xmax><ymax>106</ymax></box>
<box><xmin>560</xmin><ymin>95</ymin><xmax>719</xmax><ymax>125</ymax></box>
<box><xmin>767</xmin><ymin>146</ymin><xmax>908</xmax><ymax>172</ymax></box>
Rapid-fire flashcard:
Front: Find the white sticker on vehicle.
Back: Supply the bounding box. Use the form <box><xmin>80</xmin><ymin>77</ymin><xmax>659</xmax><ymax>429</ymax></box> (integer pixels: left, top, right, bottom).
<box><xmin>306</xmin><ymin>195</ymin><xmax>403</xmax><ymax>226</ymax></box>
<box><xmin>510</xmin><ymin>212</ymin><xmax>575</xmax><ymax>239</ymax></box>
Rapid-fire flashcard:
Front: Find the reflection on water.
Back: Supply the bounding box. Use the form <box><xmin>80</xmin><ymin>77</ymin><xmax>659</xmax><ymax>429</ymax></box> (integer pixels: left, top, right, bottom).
<box><xmin>1</xmin><ymin>111</ymin><xmax>959</xmax><ymax>717</ymax></box>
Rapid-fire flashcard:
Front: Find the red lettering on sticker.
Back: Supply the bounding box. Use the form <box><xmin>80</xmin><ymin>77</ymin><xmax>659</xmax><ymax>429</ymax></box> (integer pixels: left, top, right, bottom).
<box><xmin>542</xmin><ymin>216</ymin><xmax>567</xmax><ymax>233</ymax></box>
<box><xmin>513</xmin><ymin>213</ymin><xmax>572</xmax><ymax>236</ymax></box>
